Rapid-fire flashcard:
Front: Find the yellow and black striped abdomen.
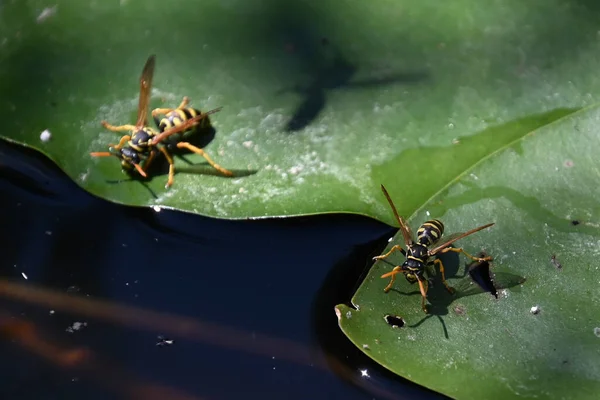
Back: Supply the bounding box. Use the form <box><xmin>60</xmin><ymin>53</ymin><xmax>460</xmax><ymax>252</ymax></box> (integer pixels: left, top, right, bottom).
<box><xmin>158</xmin><ymin>108</ymin><xmax>212</xmax><ymax>134</ymax></box>
<box><xmin>416</xmin><ymin>219</ymin><xmax>444</xmax><ymax>246</ymax></box>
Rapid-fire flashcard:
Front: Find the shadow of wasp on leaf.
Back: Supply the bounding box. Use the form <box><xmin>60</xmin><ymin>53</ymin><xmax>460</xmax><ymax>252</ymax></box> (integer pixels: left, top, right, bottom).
<box><xmin>278</xmin><ymin>40</ymin><xmax>429</xmax><ymax>132</ymax></box>
<box><xmin>379</xmin><ymin>250</ymin><xmax>526</xmax><ymax>338</ymax></box>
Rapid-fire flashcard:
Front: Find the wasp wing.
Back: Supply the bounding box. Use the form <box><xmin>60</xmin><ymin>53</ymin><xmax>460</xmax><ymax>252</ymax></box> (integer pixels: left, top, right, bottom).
<box><xmin>151</xmin><ymin>107</ymin><xmax>223</xmax><ymax>145</ymax></box>
<box><xmin>428</xmin><ymin>223</ymin><xmax>494</xmax><ymax>256</ymax></box>
<box><xmin>135</xmin><ymin>55</ymin><xmax>156</xmax><ymax>128</ymax></box>
<box><xmin>380</xmin><ymin>184</ymin><xmax>414</xmax><ymax>246</ymax></box>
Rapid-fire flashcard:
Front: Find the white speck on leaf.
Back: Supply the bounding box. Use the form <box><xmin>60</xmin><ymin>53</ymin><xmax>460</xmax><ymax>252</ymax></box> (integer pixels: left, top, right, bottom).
<box><xmin>530</xmin><ymin>305</ymin><xmax>541</xmax><ymax>315</ymax></box>
<box><xmin>40</xmin><ymin>129</ymin><xmax>52</xmax><ymax>142</ymax></box>
<box><xmin>36</xmin><ymin>6</ymin><xmax>57</xmax><ymax>23</ymax></box>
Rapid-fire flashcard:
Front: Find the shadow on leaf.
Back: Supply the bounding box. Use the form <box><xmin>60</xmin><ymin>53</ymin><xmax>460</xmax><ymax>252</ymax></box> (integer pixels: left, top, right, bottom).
<box><xmin>279</xmin><ymin>39</ymin><xmax>429</xmax><ymax>132</ymax></box>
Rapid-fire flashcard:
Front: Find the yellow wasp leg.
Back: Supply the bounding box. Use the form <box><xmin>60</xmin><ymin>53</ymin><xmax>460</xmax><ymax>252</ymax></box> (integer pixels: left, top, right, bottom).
<box><xmin>158</xmin><ymin>146</ymin><xmax>176</xmax><ymax>188</ymax></box>
<box><xmin>439</xmin><ymin>247</ymin><xmax>492</xmax><ymax>262</ymax></box>
<box><xmin>108</xmin><ymin>135</ymin><xmax>131</xmax><ymax>150</ymax></box>
<box><xmin>417</xmin><ymin>279</ymin><xmax>429</xmax><ymax>313</ymax></box>
<box><xmin>151</xmin><ymin>96</ymin><xmax>190</xmax><ymax>117</ymax></box>
<box><xmin>176</xmin><ymin>96</ymin><xmax>190</xmax><ymax>109</ymax></box>
<box><xmin>381</xmin><ymin>266</ymin><xmax>403</xmax><ymax>293</ymax></box>
<box><xmin>101</xmin><ymin>121</ymin><xmax>136</xmax><ymax>132</ymax></box>
<box><xmin>433</xmin><ymin>259</ymin><xmax>456</xmax><ymax>294</ymax></box>
<box><xmin>176</xmin><ymin>142</ymin><xmax>234</xmax><ymax>177</ymax></box>
<box><xmin>372</xmin><ymin>245</ymin><xmax>406</xmax><ymax>262</ymax></box>
<box><xmin>142</xmin><ymin>149</ymin><xmax>157</xmax><ymax>172</ymax></box>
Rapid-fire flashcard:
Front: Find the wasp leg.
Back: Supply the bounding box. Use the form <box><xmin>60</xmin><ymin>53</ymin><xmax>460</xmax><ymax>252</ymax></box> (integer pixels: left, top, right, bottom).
<box><xmin>176</xmin><ymin>142</ymin><xmax>234</xmax><ymax>176</ymax></box>
<box><xmin>372</xmin><ymin>245</ymin><xmax>406</xmax><ymax>262</ymax></box>
<box><xmin>101</xmin><ymin>121</ymin><xmax>136</xmax><ymax>132</ymax></box>
<box><xmin>158</xmin><ymin>146</ymin><xmax>176</xmax><ymax>188</ymax></box>
<box><xmin>142</xmin><ymin>149</ymin><xmax>157</xmax><ymax>172</ymax></box>
<box><xmin>417</xmin><ymin>278</ymin><xmax>429</xmax><ymax>313</ymax></box>
<box><xmin>433</xmin><ymin>259</ymin><xmax>456</xmax><ymax>294</ymax></box>
<box><xmin>151</xmin><ymin>96</ymin><xmax>190</xmax><ymax>117</ymax></box>
<box><xmin>176</xmin><ymin>96</ymin><xmax>190</xmax><ymax>109</ymax></box>
<box><xmin>107</xmin><ymin>135</ymin><xmax>131</xmax><ymax>150</ymax></box>
<box><xmin>439</xmin><ymin>247</ymin><xmax>492</xmax><ymax>262</ymax></box>
<box><xmin>381</xmin><ymin>266</ymin><xmax>404</xmax><ymax>293</ymax></box>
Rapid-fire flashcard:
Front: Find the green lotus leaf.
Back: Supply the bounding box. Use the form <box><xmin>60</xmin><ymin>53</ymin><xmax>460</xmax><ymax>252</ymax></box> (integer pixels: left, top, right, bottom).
<box><xmin>1</xmin><ymin>1</ymin><xmax>598</xmax><ymax>220</ymax></box>
<box><xmin>336</xmin><ymin>105</ymin><xmax>600</xmax><ymax>399</ymax></box>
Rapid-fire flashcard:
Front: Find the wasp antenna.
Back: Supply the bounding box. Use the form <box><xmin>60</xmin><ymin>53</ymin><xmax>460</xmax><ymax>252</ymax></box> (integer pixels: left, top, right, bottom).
<box><xmin>133</xmin><ymin>163</ymin><xmax>147</xmax><ymax>178</ymax></box>
<box><xmin>90</xmin><ymin>152</ymin><xmax>113</xmax><ymax>157</ymax></box>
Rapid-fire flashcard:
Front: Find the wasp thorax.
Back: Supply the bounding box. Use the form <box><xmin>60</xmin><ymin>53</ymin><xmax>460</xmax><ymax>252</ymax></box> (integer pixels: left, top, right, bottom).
<box><xmin>408</xmin><ymin>243</ymin><xmax>429</xmax><ymax>259</ymax></box>
<box><xmin>417</xmin><ymin>219</ymin><xmax>444</xmax><ymax>246</ymax></box>
<box><xmin>131</xmin><ymin>128</ymin><xmax>153</xmax><ymax>146</ymax></box>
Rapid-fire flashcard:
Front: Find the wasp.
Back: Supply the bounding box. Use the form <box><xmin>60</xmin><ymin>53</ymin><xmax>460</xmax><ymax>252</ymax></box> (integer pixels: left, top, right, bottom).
<box><xmin>90</xmin><ymin>54</ymin><xmax>226</xmax><ymax>188</ymax></box>
<box><xmin>374</xmin><ymin>184</ymin><xmax>494</xmax><ymax>313</ymax></box>
<box><xmin>149</xmin><ymin>95</ymin><xmax>234</xmax><ymax>185</ymax></box>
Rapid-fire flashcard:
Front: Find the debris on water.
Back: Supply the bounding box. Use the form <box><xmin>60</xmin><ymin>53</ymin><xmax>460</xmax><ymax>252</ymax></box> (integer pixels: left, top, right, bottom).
<box><xmin>571</xmin><ymin>220</ymin><xmax>580</xmax><ymax>226</ymax></box>
<box><xmin>66</xmin><ymin>321</ymin><xmax>87</xmax><ymax>333</ymax></box>
<box><xmin>156</xmin><ymin>335</ymin><xmax>174</xmax><ymax>347</ymax></box>
<box><xmin>594</xmin><ymin>327</ymin><xmax>600</xmax><ymax>337</ymax></box>
<box><xmin>550</xmin><ymin>254</ymin><xmax>562</xmax><ymax>270</ymax></box>
<box><xmin>66</xmin><ymin>286</ymin><xmax>81</xmax><ymax>294</ymax></box>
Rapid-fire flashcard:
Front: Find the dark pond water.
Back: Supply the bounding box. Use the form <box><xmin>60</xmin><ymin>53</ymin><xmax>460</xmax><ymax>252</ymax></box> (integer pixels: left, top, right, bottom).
<box><xmin>0</xmin><ymin>140</ymin><xmax>446</xmax><ymax>400</ymax></box>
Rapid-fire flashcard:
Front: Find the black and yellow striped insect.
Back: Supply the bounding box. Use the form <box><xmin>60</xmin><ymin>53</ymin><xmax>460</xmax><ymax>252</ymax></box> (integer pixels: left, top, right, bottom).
<box><xmin>374</xmin><ymin>184</ymin><xmax>494</xmax><ymax>313</ymax></box>
<box><xmin>149</xmin><ymin>96</ymin><xmax>234</xmax><ymax>187</ymax></box>
<box><xmin>90</xmin><ymin>54</ymin><xmax>225</xmax><ymax>188</ymax></box>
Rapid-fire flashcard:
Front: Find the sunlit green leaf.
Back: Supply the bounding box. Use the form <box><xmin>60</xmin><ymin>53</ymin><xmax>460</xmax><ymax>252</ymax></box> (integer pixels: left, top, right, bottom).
<box><xmin>2</xmin><ymin>1</ymin><xmax>600</xmax><ymax>220</ymax></box>
<box><xmin>336</xmin><ymin>105</ymin><xmax>600</xmax><ymax>399</ymax></box>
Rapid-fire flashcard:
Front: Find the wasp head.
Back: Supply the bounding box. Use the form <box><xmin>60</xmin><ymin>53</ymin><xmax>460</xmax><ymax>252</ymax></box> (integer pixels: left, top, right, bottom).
<box><xmin>119</xmin><ymin>146</ymin><xmax>141</xmax><ymax>167</ymax></box>
<box><xmin>109</xmin><ymin>146</ymin><xmax>146</xmax><ymax>177</ymax></box>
